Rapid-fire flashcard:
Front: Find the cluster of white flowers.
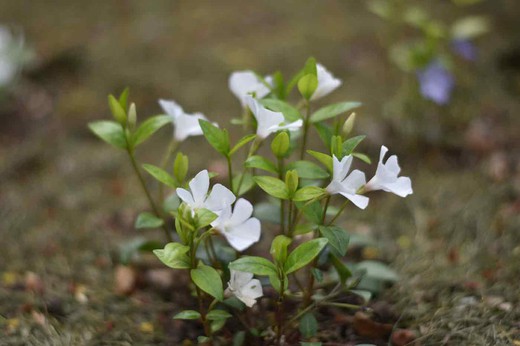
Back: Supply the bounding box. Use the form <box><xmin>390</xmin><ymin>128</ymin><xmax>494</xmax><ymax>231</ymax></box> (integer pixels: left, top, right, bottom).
<box><xmin>166</xmin><ymin>62</ymin><xmax>412</xmax><ymax>307</ymax></box>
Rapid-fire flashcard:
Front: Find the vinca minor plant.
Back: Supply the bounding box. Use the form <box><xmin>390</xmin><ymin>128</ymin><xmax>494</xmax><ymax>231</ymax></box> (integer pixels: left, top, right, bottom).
<box><xmin>89</xmin><ymin>57</ymin><xmax>412</xmax><ymax>345</ymax></box>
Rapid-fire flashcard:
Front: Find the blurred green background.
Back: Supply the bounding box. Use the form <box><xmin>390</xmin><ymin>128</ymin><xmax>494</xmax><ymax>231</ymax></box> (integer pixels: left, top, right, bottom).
<box><xmin>0</xmin><ymin>1</ymin><xmax>519</xmax><ymax>344</ymax></box>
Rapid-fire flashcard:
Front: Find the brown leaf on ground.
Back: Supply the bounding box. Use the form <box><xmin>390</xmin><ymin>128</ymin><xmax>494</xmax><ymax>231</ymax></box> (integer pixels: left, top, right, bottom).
<box><xmin>353</xmin><ymin>311</ymin><xmax>393</xmax><ymax>339</ymax></box>
<box><xmin>391</xmin><ymin>329</ymin><xmax>417</xmax><ymax>346</ymax></box>
<box><xmin>114</xmin><ymin>265</ymin><xmax>137</xmax><ymax>295</ymax></box>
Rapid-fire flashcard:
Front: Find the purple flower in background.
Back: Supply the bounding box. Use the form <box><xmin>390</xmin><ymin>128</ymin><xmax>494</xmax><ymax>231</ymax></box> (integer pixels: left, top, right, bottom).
<box><xmin>416</xmin><ymin>61</ymin><xmax>455</xmax><ymax>105</ymax></box>
<box><xmin>452</xmin><ymin>39</ymin><xmax>477</xmax><ymax>61</ymax></box>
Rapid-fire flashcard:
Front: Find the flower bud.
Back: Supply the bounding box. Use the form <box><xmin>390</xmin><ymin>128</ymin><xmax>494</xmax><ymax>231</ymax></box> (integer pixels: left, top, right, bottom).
<box><xmin>285</xmin><ymin>170</ymin><xmax>299</xmax><ymax>197</ymax></box>
<box><xmin>271</xmin><ymin>131</ymin><xmax>290</xmax><ymax>158</ymax></box>
<box><xmin>342</xmin><ymin>112</ymin><xmax>356</xmax><ymax>136</ymax></box>
<box><xmin>108</xmin><ymin>94</ymin><xmax>127</xmax><ymax>125</ymax></box>
<box><xmin>127</xmin><ymin>103</ymin><xmax>137</xmax><ymax>130</ymax></box>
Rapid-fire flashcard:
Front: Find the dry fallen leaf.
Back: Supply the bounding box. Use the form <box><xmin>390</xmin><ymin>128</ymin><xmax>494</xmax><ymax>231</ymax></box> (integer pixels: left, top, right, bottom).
<box><xmin>353</xmin><ymin>311</ymin><xmax>393</xmax><ymax>339</ymax></box>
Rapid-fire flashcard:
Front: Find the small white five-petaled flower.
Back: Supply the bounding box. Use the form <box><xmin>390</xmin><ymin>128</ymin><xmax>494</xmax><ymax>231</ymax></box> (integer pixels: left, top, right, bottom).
<box><xmin>326</xmin><ymin>155</ymin><xmax>369</xmax><ymax>209</ymax></box>
<box><xmin>159</xmin><ymin>99</ymin><xmax>210</xmax><ymax>142</ymax></box>
<box><xmin>365</xmin><ymin>146</ymin><xmax>413</xmax><ymax>197</ymax></box>
<box><xmin>211</xmin><ymin>198</ymin><xmax>261</xmax><ymax>252</ymax></box>
<box><xmin>229</xmin><ymin>70</ymin><xmax>272</xmax><ymax>106</ymax></box>
<box><xmin>246</xmin><ymin>96</ymin><xmax>302</xmax><ymax>139</ymax></box>
<box><xmin>225</xmin><ymin>270</ymin><xmax>263</xmax><ymax>308</ymax></box>
<box><xmin>310</xmin><ymin>63</ymin><xmax>342</xmax><ymax>101</ymax></box>
<box><xmin>176</xmin><ymin>170</ymin><xmax>236</xmax><ymax>213</ymax></box>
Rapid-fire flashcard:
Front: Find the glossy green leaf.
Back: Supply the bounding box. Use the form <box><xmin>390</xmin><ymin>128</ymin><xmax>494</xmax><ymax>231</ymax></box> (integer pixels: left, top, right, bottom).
<box><xmin>191</xmin><ymin>264</ymin><xmax>224</xmax><ymax>301</ymax></box>
<box><xmin>229</xmin><ymin>134</ymin><xmax>257</xmax><ymax>156</ymax></box>
<box><xmin>131</xmin><ymin>115</ymin><xmax>172</xmax><ymax>147</ymax></box>
<box><xmin>293</xmin><ymin>186</ymin><xmax>325</xmax><ymax>202</ymax></box>
<box><xmin>352</xmin><ymin>152</ymin><xmax>372</xmax><ymax>164</ymax></box>
<box><xmin>284</xmin><ymin>238</ymin><xmax>328</xmax><ymax>274</ymax></box>
<box><xmin>229</xmin><ymin>256</ymin><xmax>277</xmax><ymax>277</ymax></box>
<box><xmin>313</xmin><ymin>122</ymin><xmax>333</xmax><ymax>147</ymax></box>
<box><xmin>88</xmin><ymin>120</ymin><xmax>127</xmax><ymax>149</ymax></box>
<box><xmin>310</xmin><ymin>102</ymin><xmax>361</xmax><ymax>123</ymax></box>
<box><xmin>199</xmin><ymin>119</ymin><xmax>230</xmax><ymax>156</ymax></box>
<box><xmin>135</xmin><ymin>211</ymin><xmax>164</xmax><ymax>229</ymax></box>
<box><xmin>319</xmin><ymin>226</ymin><xmax>350</xmax><ymax>257</ymax></box>
<box><xmin>299</xmin><ymin>312</ymin><xmax>318</xmax><ymax>338</ymax></box>
<box><xmin>245</xmin><ymin>155</ymin><xmax>277</xmax><ymax>174</ymax></box>
<box><xmin>153</xmin><ymin>242</ymin><xmax>191</xmax><ymax>269</ymax></box>
<box><xmin>195</xmin><ymin>208</ymin><xmax>217</xmax><ymax>229</ymax></box>
<box><xmin>206</xmin><ymin>309</ymin><xmax>232</xmax><ymax>321</ymax></box>
<box><xmin>108</xmin><ymin>94</ymin><xmax>127</xmax><ymax>125</ymax></box>
<box><xmin>342</xmin><ymin>135</ymin><xmax>366</xmax><ymax>156</ymax></box>
<box><xmin>173</xmin><ymin>310</ymin><xmax>201</xmax><ymax>320</ymax></box>
<box><xmin>173</xmin><ymin>152</ymin><xmax>189</xmax><ymax>185</ymax></box>
<box><xmin>118</xmin><ymin>87</ymin><xmax>130</xmax><ymax>111</ymax></box>
<box><xmin>271</xmin><ymin>131</ymin><xmax>290</xmax><ymax>158</ymax></box>
<box><xmin>307</xmin><ymin>150</ymin><xmax>333</xmax><ymax>172</ymax></box>
<box><xmin>142</xmin><ymin>163</ymin><xmax>176</xmax><ymax>188</ymax></box>
<box><xmin>270</xmin><ymin>235</ymin><xmax>292</xmax><ymax>264</ymax></box>
<box><xmin>298</xmin><ymin>74</ymin><xmax>318</xmax><ymax>100</ymax></box>
<box><xmin>260</xmin><ymin>99</ymin><xmax>301</xmax><ymax>122</ymax></box>
<box><xmin>232</xmin><ymin>172</ymin><xmax>256</xmax><ymax>196</ymax></box>
<box><xmin>254</xmin><ymin>176</ymin><xmax>289</xmax><ymax>200</ymax></box>
<box><xmin>330</xmin><ymin>254</ymin><xmax>352</xmax><ymax>285</ymax></box>
<box><xmin>287</xmin><ymin>161</ymin><xmax>329</xmax><ymax>179</ymax></box>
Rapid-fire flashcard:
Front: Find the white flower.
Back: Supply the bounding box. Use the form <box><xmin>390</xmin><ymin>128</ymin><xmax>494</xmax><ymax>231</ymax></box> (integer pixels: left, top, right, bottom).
<box><xmin>365</xmin><ymin>146</ymin><xmax>413</xmax><ymax>197</ymax></box>
<box><xmin>159</xmin><ymin>99</ymin><xmax>209</xmax><ymax>142</ymax></box>
<box><xmin>245</xmin><ymin>96</ymin><xmax>303</xmax><ymax>139</ymax></box>
<box><xmin>326</xmin><ymin>155</ymin><xmax>369</xmax><ymax>209</ymax></box>
<box><xmin>225</xmin><ymin>270</ymin><xmax>263</xmax><ymax>307</ymax></box>
<box><xmin>229</xmin><ymin>70</ymin><xmax>271</xmax><ymax>106</ymax></box>
<box><xmin>211</xmin><ymin>198</ymin><xmax>261</xmax><ymax>251</ymax></box>
<box><xmin>176</xmin><ymin>170</ymin><xmax>236</xmax><ymax>213</ymax></box>
<box><xmin>310</xmin><ymin>63</ymin><xmax>342</xmax><ymax>101</ymax></box>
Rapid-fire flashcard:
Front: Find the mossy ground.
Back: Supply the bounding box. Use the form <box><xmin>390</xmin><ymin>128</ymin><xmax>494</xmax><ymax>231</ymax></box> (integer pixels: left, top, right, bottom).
<box><xmin>1</xmin><ymin>1</ymin><xmax>519</xmax><ymax>345</ymax></box>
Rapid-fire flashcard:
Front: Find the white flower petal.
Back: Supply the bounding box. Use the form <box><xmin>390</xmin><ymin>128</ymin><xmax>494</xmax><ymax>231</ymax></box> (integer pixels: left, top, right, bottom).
<box><xmin>173</xmin><ymin>112</ymin><xmax>206</xmax><ymax>142</ymax></box>
<box><xmin>341</xmin><ymin>169</ymin><xmax>366</xmax><ymax>192</ymax></box>
<box><xmin>176</xmin><ymin>188</ymin><xmax>194</xmax><ymax>206</ymax></box>
<box><xmin>339</xmin><ymin>192</ymin><xmax>369</xmax><ymax>209</ymax></box>
<box><xmin>189</xmin><ymin>170</ymin><xmax>210</xmax><ymax>206</ymax></box>
<box><xmin>228</xmin><ymin>198</ymin><xmax>253</xmax><ymax>226</ymax></box>
<box><xmin>158</xmin><ymin>99</ymin><xmax>184</xmax><ymax>120</ymax></box>
<box><xmin>310</xmin><ymin>63</ymin><xmax>342</xmax><ymax>101</ymax></box>
<box><xmin>240</xmin><ymin>278</ymin><xmax>263</xmax><ymax>300</ymax></box>
<box><xmin>229</xmin><ymin>270</ymin><xmax>254</xmax><ymax>289</ymax></box>
<box><xmin>366</xmin><ymin>145</ymin><xmax>412</xmax><ymax>198</ymax></box>
<box><xmin>206</xmin><ymin>184</ymin><xmax>236</xmax><ymax>213</ymax></box>
<box><xmin>229</xmin><ymin>71</ymin><xmax>271</xmax><ymax>106</ymax></box>
<box><xmin>224</xmin><ymin>218</ymin><xmax>261</xmax><ymax>251</ymax></box>
<box><xmin>383</xmin><ymin>176</ymin><xmax>413</xmax><ymax>197</ymax></box>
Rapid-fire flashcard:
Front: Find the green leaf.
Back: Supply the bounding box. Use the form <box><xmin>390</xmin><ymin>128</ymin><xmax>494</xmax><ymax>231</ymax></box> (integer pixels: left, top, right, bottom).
<box><xmin>284</xmin><ymin>238</ymin><xmax>328</xmax><ymax>274</ymax></box>
<box><xmin>132</xmin><ymin>115</ymin><xmax>172</xmax><ymax>147</ymax></box>
<box><xmin>199</xmin><ymin>119</ymin><xmax>230</xmax><ymax>156</ymax></box>
<box><xmin>260</xmin><ymin>99</ymin><xmax>301</xmax><ymax>122</ymax></box>
<box><xmin>268</xmin><ymin>273</ymin><xmax>288</xmax><ymax>293</ymax></box>
<box><xmin>108</xmin><ymin>94</ymin><xmax>127</xmax><ymax>125</ymax></box>
<box><xmin>311</xmin><ymin>268</ymin><xmax>323</xmax><ymax>283</ymax></box>
<box><xmin>135</xmin><ymin>212</ymin><xmax>164</xmax><ymax>229</ymax></box>
<box><xmin>142</xmin><ymin>163</ymin><xmax>176</xmax><ymax>188</ymax></box>
<box><xmin>287</xmin><ymin>161</ymin><xmax>329</xmax><ymax>180</ymax></box>
<box><xmin>330</xmin><ymin>254</ymin><xmax>352</xmax><ymax>285</ymax></box>
<box><xmin>271</xmin><ymin>131</ymin><xmax>290</xmax><ymax>158</ymax></box>
<box><xmin>173</xmin><ymin>152</ymin><xmax>189</xmax><ymax>185</ymax></box>
<box><xmin>118</xmin><ymin>87</ymin><xmax>130</xmax><ymax>111</ymax></box>
<box><xmin>313</xmin><ymin>122</ymin><xmax>333</xmax><ymax>147</ymax></box>
<box><xmin>295</xmin><ymin>200</ymin><xmax>323</xmax><ymax>224</ymax></box>
<box><xmin>299</xmin><ymin>312</ymin><xmax>318</xmax><ymax>338</ymax></box>
<box><xmin>211</xmin><ymin>319</ymin><xmax>226</xmax><ymax>333</ymax></box>
<box><xmin>330</xmin><ymin>135</ymin><xmax>343</xmax><ymax>158</ymax></box>
<box><xmin>293</xmin><ymin>186</ymin><xmax>325</xmax><ymax>202</ymax></box>
<box><xmin>206</xmin><ymin>309</ymin><xmax>232</xmax><ymax>321</ymax></box>
<box><xmin>319</xmin><ymin>226</ymin><xmax>350</xmax><ymax>257</ymax></box>
<box><xmin>229</xmin><ymin>134</ymin><xmax>256</xmax><ymax>156</ymax></box>
<box><xmin>191</xmin><ymin>264</ymin><xmax>224</xmax><ymax>301</ymax></box>
<box><xmin>195</xmin><ymin>208</ymin><xmax>217</xmax><ymax>229</ymax></box>
<box><xmin>245</xmin><ymin>155</ymin><xmax>278</xmax><ymax>174</ymax></box>
<box><xmin>88</xmin><ymin>120</ymin><xmax>127</xmax><ymax>149</ymax></box>
<box><xmin>232</xmin><ymin>172</ymin><xmax>256</xmax><ymax>196</ymax></box>
<box><xmin>307</xmin><ymin>150</ymin><xmax>333</xmax><ymax>172</ymax></box>
<box><xmin>270</xmin><ymin>235</ymin><xmax>292</xmax><ymax>264</ymax></box>
<box><xmin>254</xmin><ymin>176</ymin><xmax>289</xmax><ymax>200</ymax></box>
<box><xmin>342</xmin><ymin>135</ymin><xmax>365</xmax><ymax>156</ymax></box>
<box><xmin>233</xmin><ymin>331</ymin><xmax>246</xmax><ymax>346</ymax></box>
<box><xmin>174</xmin><ymin>310</ymin><xmax>201</xmax><ymax>320</ymax></box>
<box><xmin>298</xmin><ymin>74</ymin><xmax>318</xmax><ymax>100</ymax></box>
<box><xmin>352</xmin><ymin>152</ymin><xmax>371</xmax><ymax>164</ymax></box>
<box><xmin>310</xmin><ymin>102</ymin><xmax>361</xmax><ymax>123</ymax></box>
<box><xmin>229</xmin><ymin>256</ymin><xmax>277</xmax><ymax>277</ymax></box>
<box><xmin>285</xmin><ymin>170</ymin><xmax>299</xmax><ymax>197</ymax></box>
<box><xmin>286</xmin><ymin>57</ymin><xmax>317</xmax><ymax>95</ymax></box>
<box><xmin>153</xmin><ymin>242</ymin><xmax>191</xmax><ymax>269</ymax></box>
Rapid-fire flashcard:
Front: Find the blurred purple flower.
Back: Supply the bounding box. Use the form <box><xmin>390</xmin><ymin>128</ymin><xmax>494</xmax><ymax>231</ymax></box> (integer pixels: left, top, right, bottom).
<box><xmin>452</xmin><ymin>39</ymin><xmax>477</xmax><ymax>61</ymax></box>
<box><xmin>416</xmin><ymin>61</ymin><xmax>455</xmax><ymax>105</ymax></box>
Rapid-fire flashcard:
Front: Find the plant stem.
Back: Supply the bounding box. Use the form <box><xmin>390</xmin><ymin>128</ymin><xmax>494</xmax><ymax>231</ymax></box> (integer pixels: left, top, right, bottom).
<box><xmin>299</xmin><ymin>100</ymin><xmax>311</xmax><ymax>159</ymax></box>
<box><xmin>327</xmin><ymin>199</ymin><xmax>349</xmax><ymax>226</ymax></box>
<box><xmin>236</xmin><ymin>138</ymin><xmax>262</xmax><ymax>194</ymax></box>
<box><xmin>277</xmin><ymin>157</ymin><xmax>285</xmax><ymax>234</ymax></box>
<box><xmin>275</xmin><ymin>275</ymin><xmax>285</xmax><ymax>346</ymax></box>
<box><xmin>226</xmin><ymin>155</ymin><xmax>234</xmax><ymax>192</ymax></box>
<box><xmin>126</xmin><ymin>145</ymin><xmax>172</xmax><ymax>242</ymax></box>
<box><xmin>158</xmin><ymin>139</ymin><xmax>179</xmax><ymax>202</ymax></box>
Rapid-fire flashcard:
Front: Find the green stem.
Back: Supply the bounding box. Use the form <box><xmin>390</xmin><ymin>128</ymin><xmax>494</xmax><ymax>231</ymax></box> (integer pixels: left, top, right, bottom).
<box><xmin>327</xmin><ymin>199</ymin><xmax>349</xmax><ymax>226</ymax></box>
<box><xmin>277</xmin><ymin>157</ymin><xmax>285</xmax><ymax>234</ymax></box>
<box><xmin>299</xmin><ymin>100</ymin><xmax>311</xmax><ymax>159</ymax></box>
<box><xmin>226</xmin><ymin>155</ymin><xmax>234</xmax><ymax>192</ymax></box>
<box><xmin>275</xmin><ymin>274</ymin><xmax>285</xmax><ymax>346</ymax></box>
<box><xmin>126</xmin><ymin>141</ymin><xmax>172</xmax><ymax>242</ymax></box>
<box><xmin>236</xmin><ymin>138</ymin><xmax>262</xmax><ymax>194</ymax></box>
<box><xmin>158</xmin><ymin>139</ymin><xmax>179</xmax><ymax>202</ymax></box>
